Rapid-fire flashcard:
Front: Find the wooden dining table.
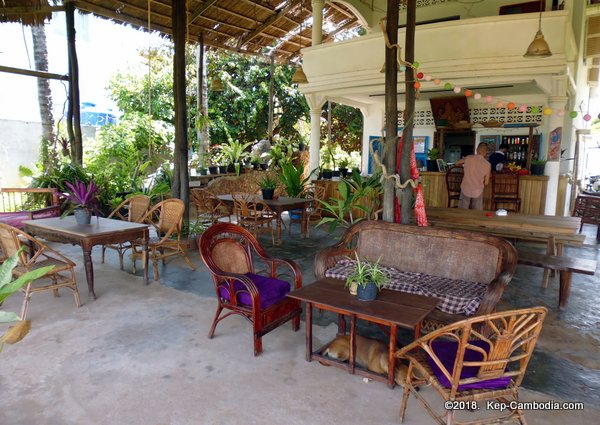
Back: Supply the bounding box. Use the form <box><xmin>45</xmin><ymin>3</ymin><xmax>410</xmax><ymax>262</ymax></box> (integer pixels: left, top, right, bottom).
<box><xmin>24</xmin><ymin>216</ymin><xmax>149</xmax><ymax>299</ymax></box>
<box><xmin>424</xmin><ymin>207</ymin><xmax>584</xmax><ymax>257</ymax></box>
<box><xmin>217</xmin><ymin>194</ymin><xmax>313</xmax><ymax>245</ymax></box>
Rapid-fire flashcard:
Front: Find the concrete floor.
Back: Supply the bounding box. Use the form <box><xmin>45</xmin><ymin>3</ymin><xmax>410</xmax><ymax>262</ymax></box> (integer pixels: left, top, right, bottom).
<box><xmin>1</xmin><ymin>219</ymin><xmax>599</xmax><ymax>424</ymax></box>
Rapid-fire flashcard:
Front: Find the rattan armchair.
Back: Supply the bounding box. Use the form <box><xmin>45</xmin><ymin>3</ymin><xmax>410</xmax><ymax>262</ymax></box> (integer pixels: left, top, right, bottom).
<box><xmin>0</xmin><ymin>223</ymin><xmax>81</xmax><ymax>319</ymax></box>
<box><xmin>190</xmin><ymin>188</ymin><xmax>231</xmax><ymax>225</ymax></box>
<box><xmin>198</xmin><ymin>223</ymin><xmax>302</xmax><ymax>356</ymax></box>
<box><xmin>232</xmin><ymin>192</ymin><xmax>276</xmax><ymax>245</ymax></box>
<box><xmin>101</xmin><ymin>194</ymin><xmax>151</xmax><ymax>270</ymax></box>
<box><xmin>130</xmin><ymin>198</ymin><xmax>196</xmax><ymax>281</ymax></box>
<box><xmin>395</xmin><ymin>307</ymin><xmax>547</xmax><ymax>425</ymax></box>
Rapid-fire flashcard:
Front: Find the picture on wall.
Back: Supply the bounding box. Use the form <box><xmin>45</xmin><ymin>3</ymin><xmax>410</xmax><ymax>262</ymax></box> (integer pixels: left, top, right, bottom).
<box><xmin>480</xmin><ymin>135</ymin><xmax>500</xmax><ymax>152</ymax></box>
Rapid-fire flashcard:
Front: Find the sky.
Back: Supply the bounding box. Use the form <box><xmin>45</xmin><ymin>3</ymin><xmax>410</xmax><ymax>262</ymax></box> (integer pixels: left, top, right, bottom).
<box><xmin>0</xmin><ymin>12</ymin><xmax>165</xmax><ymax>123</ymax></box>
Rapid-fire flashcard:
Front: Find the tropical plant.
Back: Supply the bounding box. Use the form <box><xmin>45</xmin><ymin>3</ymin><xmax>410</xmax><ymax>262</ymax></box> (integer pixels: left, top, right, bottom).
<box><xmin>530</xmin><ymin>158</ymin><xmax>547</xmax><ymax>165</ymax></box>
<box><xmin>62</xmin><ymin>180</ymin><xmax>101</xmax><ymax>217</ymax></box>
<box><xmin>316</xmin><ymin>179</ymin><xmax>356</xmax><ymax>232</ymax></box>
<box><xmin>338</xmin><ymin>157</ymin><xmax>350</xmax><ymax>169</ymax></box>
<box><xmin>279</xmin><ymin>162</ymin><xmax>311</xmax><ymax>197</ymax></box>
<box><xmin>345</xmin><ymin>253</ymin><xmax>390</xmax><ymax>290</ymax></box>
<box><xmin>258</xmin><ymin>174</ymin><xmax>278</xmax><ymax>190</ymax></box>
<box><xmin>1</xmin><ymin>248</ymin><xmax>54</xmax><ymax>351</ymax></box>
<box><xmin>427</xmin><ymin>147</ymin><xmax>441</xmax><ymax>160</ymax></box>
<box><xmin>220</xmin><ymin>140</ymin><xmax>253</xmax><ymax>165</ymax></box>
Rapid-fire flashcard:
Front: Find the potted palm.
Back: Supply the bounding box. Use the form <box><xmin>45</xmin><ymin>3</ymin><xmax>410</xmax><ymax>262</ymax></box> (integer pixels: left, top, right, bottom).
<box><xmin>345</xmin><ymin>253</ymin><xmax>389</xmax><ymax>301</ymax></box>
<box><xmin>530</xmin><ymin>159</ymin><xmax>547</xmax><ymax>176</ymax></box>
<box><xmin>259</xmin><ymin>175</ymin><xmax>278</xmax><ymax>200</ymax></box>
<box><xmin>62</xmin><ymin>180</ymin><xmax>101</xmax><ymax>225</ymax></box>
<box><xmin>338</xmin><ymin>157</ymin><xmax>350</xmax><ymax>178</ymax></box>
<box><xmin>426</xmin><ymin>147</ymin><xmax>441</xmax><ymax>172</ymax></box>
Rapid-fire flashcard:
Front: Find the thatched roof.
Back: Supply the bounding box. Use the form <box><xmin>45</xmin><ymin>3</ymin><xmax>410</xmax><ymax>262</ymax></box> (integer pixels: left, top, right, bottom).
<box><xmin>0</xmin><ymin>1</ymin><xmax>362</xmax><ymax>63</ymax></box>
<box><xmin>0</xmin><ymin>0</ymin><xmax>53</xmax><ymax>26</ymax></box>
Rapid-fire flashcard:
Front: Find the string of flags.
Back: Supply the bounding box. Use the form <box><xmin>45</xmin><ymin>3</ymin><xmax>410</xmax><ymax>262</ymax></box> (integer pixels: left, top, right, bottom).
<box><xmin>402</xmin><ymin>61</ymin><xmax>594</xmax><ymax>122</ymax></box>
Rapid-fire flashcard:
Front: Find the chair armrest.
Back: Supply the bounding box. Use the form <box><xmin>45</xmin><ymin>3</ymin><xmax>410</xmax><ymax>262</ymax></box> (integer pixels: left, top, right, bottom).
<box><xmin>314</xmin><ymin>246</ymin><xmax>354</xmax><ymax>279</ymax></box>
<box><xmin>213</xmin><ymin>272</ymin><xmax>262</xmax><ymax>314</ymax></box>
<box><xmin>256</xmin><ymin>255</ymin><xmax>302</xmax><ymax>290</ymax></box>
<box><xmin>473</xmin><ymin>271</ymin><xmax>513</xmax><ymax>316</ymax></box>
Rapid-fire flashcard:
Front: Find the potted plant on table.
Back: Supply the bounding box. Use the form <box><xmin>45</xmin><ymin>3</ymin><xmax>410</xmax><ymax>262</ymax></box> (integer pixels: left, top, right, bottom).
<box><xmin>259</xmin><ymin>175</ymin><xmax>278</xmax><ymax>200</ymax></box>
<box><xmin>62</xmin><ymin>180</ymin><xmax>101</xmax><ymax>225</ymax></box>
<box><xmin>530</xmin><ymin>159</ymin><xmax>547</xmax><ymax>176</ymax></box>
<box><xmin>426</xmin><ymin>147</ymin><xmax>441</xmax><ymax>172</ymax></box>
<box><xmin>345</xmin><ymin>253</ymin><xmax>390</xmax><ymax>301</ymax></box>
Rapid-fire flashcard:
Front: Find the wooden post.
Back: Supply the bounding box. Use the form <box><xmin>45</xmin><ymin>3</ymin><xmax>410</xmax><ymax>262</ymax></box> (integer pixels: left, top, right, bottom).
<box><xmin>172</xmin><ymin>0</ymin><xmax>189</xmax><ymax>221</ymax></box>
<box><xmin>400</xmin><ymin>0</ymin><xmax>417</xmax><ymax>224</ymax></box>
<box><xmin>383</xmin><ymin>0</ymin><xmax>399</xmax><ymax>222</ymax></box>
<box><xmin>268</xmin><ymin>54</ymin><xmax>275</xmax><ymax>141</ymax></box>
<box><xmin>65</xmin><ymin>0</ymin><xmax>82</xmax><ymax>165</ymax></box>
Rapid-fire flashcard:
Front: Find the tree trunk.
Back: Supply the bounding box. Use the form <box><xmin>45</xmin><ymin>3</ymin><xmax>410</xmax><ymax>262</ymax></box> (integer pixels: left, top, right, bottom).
<box><xmin>66</xmin><ymin>0</ymin><xmax>82</xmax><ymax>165</ymax></box>
<box><xmin>172</xmin><ymin>0</ymin><xmax>189</xmax><ymax>222</ymax></box>
<box><xmin>31</xmin><ymin>24</ymin><xmax>56</xmax><ymax>170</ymax></box>
<box><xmin>196</xmin><ymin>34</ymin><xmax>209</xmax><ymax>168</ymax></box>
<box><xmin>400</xmin><ymin>0</ymin><xmax>417</xmax><ymax>224</ymax></box>
<box><xmin>383</xmin><ymin>0</ymin><xmax>399</xmax><ymax>222</ymax></box>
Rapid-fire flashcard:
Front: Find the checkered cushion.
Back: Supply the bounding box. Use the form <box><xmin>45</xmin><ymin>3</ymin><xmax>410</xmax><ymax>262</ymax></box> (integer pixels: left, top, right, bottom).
<box><xmin>325</xmin><ymin>259</ymin><xmax>487</xmax><ymax>316</ymax></box>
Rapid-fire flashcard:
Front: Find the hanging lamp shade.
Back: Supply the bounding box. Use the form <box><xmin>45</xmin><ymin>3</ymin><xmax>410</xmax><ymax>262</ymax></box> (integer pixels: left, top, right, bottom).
<box><xmin>210</xmin><ymin>75</ymin><xmax>224</xmax><ymax>91</ymax></box>
<box><xmin>291</xmin><ymin>66</ymin><xmax>308</xmax><ymax>84</ymax></box>
<box><xmin>523</xmin><ymin>30</ymin><xmax>552</xmax><ymax>58</ymax></box>
<box><xmin>523</xmin><ymin>0</ymin><xmax>552</xmax><ymax>58</ymax></box>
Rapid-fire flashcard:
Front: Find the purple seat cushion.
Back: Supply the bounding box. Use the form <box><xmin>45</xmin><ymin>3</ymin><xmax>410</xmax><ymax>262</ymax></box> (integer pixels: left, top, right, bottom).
<box><xmin>427</xmin><ymin>340</ymin><xmax>512</xmax><ymax>391</ymax></box>
<box><xmin>0</xmin><ymin>212</ymin><xmax>31</xmax><ymax>229</ymax></box>
<box><xmin>218</xmin><ymin>273</ymin><xmax>291</xmax><ymax>309</ymax></box>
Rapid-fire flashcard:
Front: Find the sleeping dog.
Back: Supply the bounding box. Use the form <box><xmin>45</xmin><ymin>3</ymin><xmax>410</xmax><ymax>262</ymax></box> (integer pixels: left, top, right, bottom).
<box><xmin>322</xmin><ymin>334</ymin><xmax>411</xmax><ymax>385</ymax></box>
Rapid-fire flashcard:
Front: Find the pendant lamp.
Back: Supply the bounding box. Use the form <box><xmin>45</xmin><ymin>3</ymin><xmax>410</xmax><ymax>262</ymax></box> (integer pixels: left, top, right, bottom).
<box><xmin>210</xmin><ymin>75</ymin><xmax>224</xmax><ymax>91</ymax></box>
<box><xmin>292</xmin><ymin>3</ymin><xmax>308</xmax><ymax>84</ymax></box>
<box><xmin>523</xmin><ymin>0</ymin><xmax>552</xmax><ymax>58</ymax></box>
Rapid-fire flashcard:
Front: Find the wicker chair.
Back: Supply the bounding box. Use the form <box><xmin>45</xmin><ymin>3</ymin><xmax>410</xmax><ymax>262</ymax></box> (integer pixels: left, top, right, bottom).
<box><xmin>198</xmin><ymin>223</ymin><xmax>302</xmax><ymax>356</ymax></box>
<box><xmin>492</xmin><ymin>172</ymin><xmax>521</xmax><ymax>212</ymax></box>
<box><xmin>288</xmin><ymin>184</ymin><xmax>326</xmax><ymax>237</ymax></box>
<box><xmin>395</xmin><ymin>307</ymin><xmax>547</xmax><ymax>425</ymax></box>
<box><xmin>232</xmin><ymin>192</ymin><xmax>276</xmax><ymax>245</ymax></box>
<box><xmin>190</xmin><ymin>188</ymin><xmax>231</xmax><ymax>225</ymax></box>
<box><xmin>101</xmin><ymin>194</ymin><xmax>151</xmax><ymax>270</ymax></box>
<box><xmin>130</xmin><ymin>198</ymin><xmax>196</xmax><ymax>281</ymax></box>
<box><xmin>0</xmin><ymin>223</ymin><xmax>81</xmax><ymax>319</ymax></box>
<box><xmin>445</xmin><ymin>166</ymin><xmax>464</xmax><ymax>208</ymax></box>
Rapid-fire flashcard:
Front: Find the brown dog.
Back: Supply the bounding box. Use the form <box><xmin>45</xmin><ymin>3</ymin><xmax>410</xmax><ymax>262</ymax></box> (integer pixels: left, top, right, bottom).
<box><xmin>322</xmin><ymin>335</ymin><xmax>409</xmax><ymax>385</ymax></box>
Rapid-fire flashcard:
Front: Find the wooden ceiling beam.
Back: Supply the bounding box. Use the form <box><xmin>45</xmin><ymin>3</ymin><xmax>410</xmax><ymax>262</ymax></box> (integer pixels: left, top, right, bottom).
<box><xmin>76</xmin><ymin>1</ymin><xmax>173</xmax><ymax>34</ymax></box>
<box><xmin>189</xmin><ymin>0</ymin><xmax>218</xmax><ymax>26</ymax></box>
<box><xmin>0</xmin><ymin>5</ymin><xmax>65</xmax><ymax>14</ymax></box>
<box><xmin>326</xmin><ymin>1</ymin><xmax>355</xmax><ymax>19</ymax></box>
<box><xmin>237</xmin><ymin>0</ymin><xmax>301</xmax><ymax>49</ymax></box>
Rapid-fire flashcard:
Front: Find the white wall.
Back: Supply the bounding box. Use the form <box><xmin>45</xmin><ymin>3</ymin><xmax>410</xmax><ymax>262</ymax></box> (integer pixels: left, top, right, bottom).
<box><xmin>0</xmin><ymin>119</ymin><xmax>42</xmax><ymax>187</ymax></box>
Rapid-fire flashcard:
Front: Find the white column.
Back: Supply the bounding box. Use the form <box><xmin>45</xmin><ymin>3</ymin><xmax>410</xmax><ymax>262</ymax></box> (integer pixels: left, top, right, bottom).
<box><xmin>543</xmin><ymin>96</ymin><xmax>568</xmax><ymax>215</ymax></box>
<box><xmin>309</xmin><ymin>106</ymin><xmax>322</xmax><ymax>174</ymax></box>
<box><xmin>311</xmin><ymin>0</ymin><xmax>324</xmax><ymax>45</ymax></box>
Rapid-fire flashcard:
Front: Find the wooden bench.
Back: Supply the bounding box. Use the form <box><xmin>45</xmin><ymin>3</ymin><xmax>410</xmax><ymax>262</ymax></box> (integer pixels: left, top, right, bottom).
<box><xmin>315</xmin><ymin>221</ymin><xmax>518</xmax><ymax>332</ymax></box>
<box><xmin>518</xmin><ymin>251</ymin><xmax>597</xmax><ymax>310</ymax></box>
<box><xmin>0</xmin><ymin>188</ymin><xmax>61</xmax><ymax>229</ymax></box>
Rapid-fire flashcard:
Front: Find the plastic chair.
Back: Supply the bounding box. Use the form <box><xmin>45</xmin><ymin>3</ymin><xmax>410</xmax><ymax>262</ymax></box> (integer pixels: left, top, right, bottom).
<box><xmin>101</xmin><ymin>194</ymin><xmax>151</xmax><ymax>270</ymax></box>
<box><xmin>198</xmin><ymin>223</ymin><xmax>302</xmax><ymax>356</ymax></box>
<box><xmin>396</xmin><ymin>307</ymin><xmax>547</xmax><ymax>425</ymax></box>
<box><xmin>0</xmin><ymin>223</ymin><xmax>81</xmax><ymax>319</ymax></box>
<box><xmin>492</xmin><ymin>172</ymin><xmax>521</xmax><ymax>212</ymax></box>
<box><xmin>130</xmin><ymin>198</ymin><xmax>196</xmax><ymax>281</ymax></box>
<box><xmin>445</xmin><ymin>166</ymin><xmax>464</xmax><ymax>208</ymax></box>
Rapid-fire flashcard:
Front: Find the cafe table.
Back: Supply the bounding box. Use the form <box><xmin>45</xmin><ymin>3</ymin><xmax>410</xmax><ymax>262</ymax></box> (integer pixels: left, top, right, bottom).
<box><xmin>217</xmin><ymin>194</ymin><xmax>313</xmax><ymax>245</ymax></box>
<box><xmin>24</xmin><ymin>216</ymin><xmax>149</xmax><ymax>299</ymax></box>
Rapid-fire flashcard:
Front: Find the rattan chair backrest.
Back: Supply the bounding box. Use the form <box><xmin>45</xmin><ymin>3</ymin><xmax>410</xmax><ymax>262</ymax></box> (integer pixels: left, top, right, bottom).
<box><xmin>142</xmin><ymin>198</ymin><xmax>185</xmax><ymax>240</ymax></box>
<box><xmin>108</xmin><ymin>195</ymin><xmax>151</xmax><ymax>222</ymax></box>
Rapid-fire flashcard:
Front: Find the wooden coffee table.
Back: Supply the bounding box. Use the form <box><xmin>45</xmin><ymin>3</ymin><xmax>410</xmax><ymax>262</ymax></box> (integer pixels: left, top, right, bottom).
<box><xmin>287</xmin><ymin>278</ymin><xmax>439</xmax><ymax>388</ymax></box>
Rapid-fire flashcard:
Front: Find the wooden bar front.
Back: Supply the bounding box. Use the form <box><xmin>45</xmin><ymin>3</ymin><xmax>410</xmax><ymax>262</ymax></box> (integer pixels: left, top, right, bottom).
<box><xmin>421</xmin><ymin>171</ymin><xmax>548</xmax><ymax>214</ymax></box>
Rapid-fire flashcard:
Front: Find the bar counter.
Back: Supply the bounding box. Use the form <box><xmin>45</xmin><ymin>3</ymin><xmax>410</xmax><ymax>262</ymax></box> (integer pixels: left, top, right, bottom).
<box><xmin>421</xmin><ymin>172</ymin><xmax>549</xmax><ymax>214</ymax></box>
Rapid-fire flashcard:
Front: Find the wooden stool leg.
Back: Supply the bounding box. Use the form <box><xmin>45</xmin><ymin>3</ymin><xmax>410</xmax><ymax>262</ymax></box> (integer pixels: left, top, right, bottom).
<box><xmin>542</xmin><ymin>237</ymin><xmax>556</xmax><ymax>288</ymax></box>
<box><xmin>559</xmin><ymin>270</ymin><xmax>572</xmax><ymax>310</ymax></box>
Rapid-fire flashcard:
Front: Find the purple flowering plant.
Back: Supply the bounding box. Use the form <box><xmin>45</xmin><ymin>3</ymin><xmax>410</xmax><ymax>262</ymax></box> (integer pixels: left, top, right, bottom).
<box><xmin>61</xmin><ymin>180</ymin><xmax>101</xmax><ymax>217</ymax></box>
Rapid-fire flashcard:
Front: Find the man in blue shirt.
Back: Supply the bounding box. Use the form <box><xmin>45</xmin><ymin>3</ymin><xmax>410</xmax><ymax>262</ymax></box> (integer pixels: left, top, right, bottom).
<box><xmin>489</xmin><ymin>143</ymin><xmax>508</xmax><ymax>172</ymax></box>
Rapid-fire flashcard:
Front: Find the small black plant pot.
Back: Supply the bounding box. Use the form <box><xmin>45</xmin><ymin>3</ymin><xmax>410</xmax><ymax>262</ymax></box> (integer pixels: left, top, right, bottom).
<box><xmin>260</xmin><ymin>163</ymin><xmax>268</xmax><ymax>171</ymax></box>
<box><xmin>208</xmin><ymin>166</ymin><xmax>219</xmax><ymax>175</ymax></box>
<box><xmin>530</xmin><ymin>163</ymin><xmax>546</xmax><ymax>176</ymax></box>
<box><xmin>261</xmin><ymin>188</ymin><xmax>275</xmax><ymax>200</ymax></box>
<box><xmin>322</xmin><ymin>169</ymin><xmax>333</xmax><ymax>179</ymax></box>
<box><xmin>218</xmin><ymin>165</ymin><xmax>228</xmax><ymax>174</ymax></box>
<box><xmin>357</xmin><ymin>282</ymin><xmax>378</xmax><ymax>301</ymax></box>
<box><xmin>227</xmin><ymin>163</ymin><xmax>235</xmax><ymax>173</ymax></box>
<box><xmin>339</xmin><ymin>167</ymin><xmax>349</xmax><ymax>178</ymax></box>
<box><xmin>332</xmin><ymin>170</ymin><xmax>341</xmax><ymax>178</ymax></box>
<box><xmin>298</xmin><ymin>142</ymin><xmax>306</xmax><ymax>151</ymax></box>
<box><xmin>199</xmin><ymin>168</ymin><xmax>208</xmax><ymax>176</ymax></box>
<box><xmin>252</xmin><ymin>163</ymin><xmax>259</xmax><ymax>170</ymax></box>
<box><xmin>426</xmin><ymin>160</ymin><xmax>439</xmax><ymax>172</ymax></box>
